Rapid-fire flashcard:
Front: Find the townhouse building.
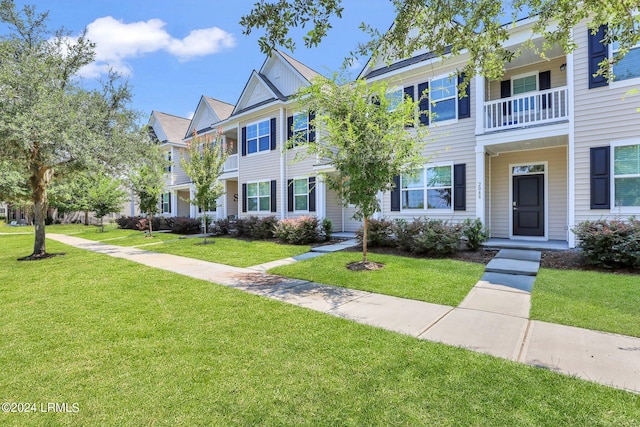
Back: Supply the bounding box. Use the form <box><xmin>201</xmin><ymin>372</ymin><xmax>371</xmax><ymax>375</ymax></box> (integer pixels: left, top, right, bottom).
<box><xmin>150</xmin><ymin>17</ymin><xmax>639</xmax><ymax>249</ymax></box>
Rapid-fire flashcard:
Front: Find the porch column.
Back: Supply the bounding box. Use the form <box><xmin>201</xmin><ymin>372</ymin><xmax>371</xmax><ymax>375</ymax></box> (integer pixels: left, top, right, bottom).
<box><xmin>222</xmin><ymin>180</ymin><xmax>228</xmax><ymax>219</ymax></box>
<box><xmin>475</xmin><ymin>146</ymin><xmax>486</xmax><ymax>224</ymax></box>
<box><xmin>189</xmin><ymin>186</ymin><xmax>197</xmax><ymax>218</ymax></box>
<box><xmin>567</xmin><ymin>49</ymin><xmax>576</xmax><ymax>248</ymax></box>
<box><xmin>474</xmin><ymin>73</ymin><xmax>485</xmax><ymax>135</ymax></box>
<box><xmin>316</xmin><ymin>177</ymin><xmax>326</xmax><ymax>220</ymax></box>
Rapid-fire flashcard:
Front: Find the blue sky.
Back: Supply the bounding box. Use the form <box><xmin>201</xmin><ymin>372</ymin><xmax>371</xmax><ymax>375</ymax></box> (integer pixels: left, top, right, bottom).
<box><xmin>16</xmin><ymin>1</ymin><xmax>395</xmax><ymax>121</ymax></box>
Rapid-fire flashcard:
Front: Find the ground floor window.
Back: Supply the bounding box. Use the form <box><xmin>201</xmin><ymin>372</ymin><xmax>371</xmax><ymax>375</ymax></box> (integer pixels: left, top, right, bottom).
<box><xmin>613</xmin><ymin>142</ymin><xmax>640</xmax><ymax>207</ymax></box>
<box><xmin>161</xmin><ymin>193</ymin><xmax>171</xmax><ymax>213</ymax></box>
<box><xmin>401</xmin><ymin>164</ymin><xmax>453</xmax><ymax>210</ymax></box>
<box><xmin>293</xmin><ymin>178</ymin><xmax>309</xmax><ymax>211</ymax></box>
<box><xmin>247</xmin><ymin>181</ymin><xmax>271</xmax><ymax>212</ymax></box>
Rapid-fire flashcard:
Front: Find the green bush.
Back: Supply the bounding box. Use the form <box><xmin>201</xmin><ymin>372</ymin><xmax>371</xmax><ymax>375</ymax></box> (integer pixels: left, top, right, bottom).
<box><xmin>235</xmin><ymin>216</ymin><xmax>277</xmax><ymax>239</ymax></box>
<box><xmin>393</xmin><ymin>218</ymin><xmax>423</xmax><ymax>251</ymax></box>
<box><xmin>356</xmin><ymin>218</ymin><xmax>395</xmax><ymax>247</ymax></box>
<box><xmin>572</xmin><ymin>218</ymin><xmax>640</xmax><ymax>269</ymax></box>
<box><xmin>462</xmin><ymin>218</ymin><xmax>489</xmax><ymax>251</ymax></box>
<box><xmin>411</xmin><ymin>219</ymin><xmax>463</xmax><ymax>256</ymax></box>
<box><xmin>210</xmin><ymin>218</ymin><xmax>231</xmax><ymax>235</ymax></box>
<box><xmin>321</xmin><ymin>217</ymin><xmax>333</xmax><ymax>242</ymax></box>
<box><xmin>171</xmin><ymin>217</ymin><xmax>202</xmax><ymax>235</ymax></box>
<box><xmin>274</xmin><ymin>216</ymin><xmax>321</xmax><ymax>244</ymax></box>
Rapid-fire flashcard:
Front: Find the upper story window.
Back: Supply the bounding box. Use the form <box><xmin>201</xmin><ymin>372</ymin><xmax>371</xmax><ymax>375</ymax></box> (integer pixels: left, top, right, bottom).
<box><xmin>612</xmin><ymin>41</ymin><xmax>640</xmax><ymax>81</ymax></box>
<box><xmin>246</xmin><ymin>120</ymin><xmax>271</xmax><ymax>154</ymax></box>
<box><xmin>430</xmin><ymin>76</ymin><xmax>457</xmax><ymax>123</ymax></box>
<box><xmin>293</xmin><ymin>112</ymin><xmax>309</xmax><ymax>143</ymax></box>
<box><xmin>613</xmin><ymin>141</ymin><xmax>640</xmax><ymax>208</ymax></box>
<box><xmin>512</xmin><ymin>73</ymin><xmax>537</xmax><ymax>95</ymax></box>
<box><xmin>401</xmin><ymin>164</ymin><xmax>453</xmax><ymax>210</ymax></box>
<box><xmin>386</xmin><ymin>87</ymin><xmax>404</xmax><ymax>111</ymax></box>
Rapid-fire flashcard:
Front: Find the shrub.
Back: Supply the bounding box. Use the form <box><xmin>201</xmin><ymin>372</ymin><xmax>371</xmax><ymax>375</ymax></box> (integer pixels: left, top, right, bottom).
<box><xmin>171</xmin><ymin>217</ymin><xmax>202</xmax><ymax>235</ymax></box>
<box><xmin>572</xmin><ymin>218</ymin><xmax>640</xmax><ymax>269</ymax></box>
<box><xmin>274</xmin><ymin>216</ymin><xmax>321</xmax><ymax>244</ymax></box>
<box><xmin>210</xmin><ymin>218</ymin><xmax>231</xmax><ymax>235</ymax></box>
<box><xmin>321</xmin><ymin>217</ymin><xmax>333</xmax><ymax>242</ymax></box>
<box><xmin>393</xmin><ymin>218</ymin><xmax>424</xmax><ymax>251</ymax></box>
<box><xmin>356</xmin><ymin>218</ymin><xmax>396</xmax><ymax>247</ymax></box>
<box><xmin>235</xmin><ymin>216</ymin><xmax>277</xmax><ymax>239</ymax></box>
<box><xmin>136</xmin><ymin>218</ymin><xmax>149</xmax><ymax>231</ymax></box>
<box><xmin>411</xmin><ymin>219</ymin><xmax>463</xmax><ymax>256</ymax></box>
<box><xmin>462</xmin><ymin>218</ymin><xmax>489</xmax><ymax>251</ymax></box>
<box><xmin>116</xmin><ymin>216</ymin><xmax>142</xmax><ymax>230</ymax></box>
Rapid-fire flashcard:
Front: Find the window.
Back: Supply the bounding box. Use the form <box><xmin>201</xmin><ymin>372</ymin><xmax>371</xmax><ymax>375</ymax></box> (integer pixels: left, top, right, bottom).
<box><xmin>430</xmin><ymin>76</ymin><xmax>456</xmax><ymax>123</ymax></box>
<box><xmin>161</xmin><ymin>193</ymin><xmax>171</xmax><ymax>213</ymax></box>
<box><xmin>386</xmin><ymin>87</ymin><xmax>403</xmax><ymax>111</ymax></box>
<box><xmin>512</xmin><ymin>74</ymin><xmax>537</xmax><ymax>95</ymax></box>
<box><xmin>293</xmin><ymin>178</ymin><xmax>309</xmax><ymax>211</ymax></box>
<box><xmin>165</xmin><ymin>151</ymin><xmax>172</xmax><ymax>172</ymax></box>
<box><xmin>246</xmin><ymin>120</ymin><xmax>271</xmax><ymax>154</ymax></box>
<box><xmin>401</xmin><ymin>164</ymin><xmax>453</xmax><ymax>210</ymax></box>
<box><xmin>612</xmin><ymin>41</ymin><xmax>640</xmax><ymax>81</ymax></box>
<box><xmin>613</xmin><ymin>143</ymin><xmax>640</xmax><ymax>207</ymax></box>
<box><xmin>293</xmin><ymin>112</ymin><xmax>309</xmax><ymax>142</ymax></box>
<box><xmin>247</xmin><ymin>181</ymin><xmax>271</xmax><ymax>212</ymax></box>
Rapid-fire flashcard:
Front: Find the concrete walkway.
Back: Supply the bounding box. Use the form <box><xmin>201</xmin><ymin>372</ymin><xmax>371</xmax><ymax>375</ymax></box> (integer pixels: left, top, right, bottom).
<box><xmin>46</xmin><ymin>234</ymin><xmax>640</xmax><ymax>394</ymax></box>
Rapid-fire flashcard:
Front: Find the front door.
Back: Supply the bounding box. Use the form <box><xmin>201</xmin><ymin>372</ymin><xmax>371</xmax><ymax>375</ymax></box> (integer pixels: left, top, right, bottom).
<box><xmin>513</xmin><ymin>174</ymin><xmax>544</xmax><ymax>237</ymax></box>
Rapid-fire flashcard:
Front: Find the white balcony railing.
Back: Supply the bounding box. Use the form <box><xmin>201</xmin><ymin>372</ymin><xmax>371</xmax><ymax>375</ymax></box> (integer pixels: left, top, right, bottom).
<box><xmin>223</xmin><ymin>154</ymin><xmax>238</xmax><ymax>172</ymax></box>
<box><xmin>484</xmin><ymin>86</ymin><xmax>569</xmax><ymax>132</ymax></box>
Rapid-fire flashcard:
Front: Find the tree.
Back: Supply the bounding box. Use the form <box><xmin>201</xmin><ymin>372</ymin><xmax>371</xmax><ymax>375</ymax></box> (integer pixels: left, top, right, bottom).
<box><xmin>290</xmin><ymin>75</ymin><xmax>426</xmax><ymax>267</ymax></box>
<box><xmin>86</xmin><ymin>175</ymin><xmax>127</xmax><ymax>232</ymax></box>
<box><xmin>241</xmin><ymin>0</ymin><xmax>639</xmax><ymax>82</ymax></box>
<box><xmin>180</xmin><ymin>129</ymin><xmax>231</xmax><ymax>244</ymax></box>
<box><xmin>0</xmin><ymin>1</ymin><xmax>146</xmax><ymax>259</ymax></box>
<box><xmin>49</xmin><ymin>173</ymin><xmax>94</xmax><ymax>225</ymax></box>
<box><xmin>129</xmin><ymin>147</ymin><xmax>167</xmax><ymax>237</ymax></box>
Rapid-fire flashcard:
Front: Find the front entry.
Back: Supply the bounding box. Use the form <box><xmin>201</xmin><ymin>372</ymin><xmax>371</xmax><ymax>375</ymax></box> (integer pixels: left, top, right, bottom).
<box><xmin>513</xmin><ymin>174</ymin><xmax>544</xmax><ymax>237</ymax></box>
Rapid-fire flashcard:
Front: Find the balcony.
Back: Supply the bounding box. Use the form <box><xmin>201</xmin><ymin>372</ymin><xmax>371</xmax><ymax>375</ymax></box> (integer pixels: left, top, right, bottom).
<box><xmin>483</xmin><ymin>86</ymin><xmax>569</xmax><ymax>132</ymax></box>
<box><xmin>223</xmin><ymin>154</ymin><xmax>238</xmax><ymax>172</ymax></box>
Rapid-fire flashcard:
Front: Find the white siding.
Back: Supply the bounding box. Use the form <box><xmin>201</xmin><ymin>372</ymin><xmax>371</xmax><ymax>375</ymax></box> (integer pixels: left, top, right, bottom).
<box><xmin>572</xmin><ymin>20</ymin><xmax>640</xmax><ymax>223</ymax></box>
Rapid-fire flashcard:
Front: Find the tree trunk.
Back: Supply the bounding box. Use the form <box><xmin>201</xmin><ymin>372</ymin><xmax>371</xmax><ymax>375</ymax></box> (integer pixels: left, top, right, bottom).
<box><xmin>362</xmin><ymin>216</ymin><xmax>369</xmax><ymax>264</ymax></box>
<box><xmin>84</xmin><ymin>210</ymin><xmax>89</xmax><ymax>226</ymax></box>
<box><xmin>29</xmin><ymin>166</ymin><xmax>53</xmax><ymax>257</ymax></box>
<box><xmin>148</xmin><ymin>212</ymin><xmax>154</xmax><ymax>236</ymax></box>
<box><xmin>203</xmin><ymin>210</ymin><xmax>208</xmax><ymax>244</ymax></box>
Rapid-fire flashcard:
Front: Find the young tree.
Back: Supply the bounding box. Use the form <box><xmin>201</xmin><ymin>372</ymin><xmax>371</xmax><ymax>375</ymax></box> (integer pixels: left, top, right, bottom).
<box><xmin>86</xmin><ymin>175</ymin><xmax>127</xmax><ymax>232</ymax></box>
<box><xmin>129</xmin><ymin>148</ymin><xmax>167</xmax><ymax>237</ymax></box>
<box><xmin>241</xmin><ymin>0</ymin><xmax>639</xmax><ymax>82</ymax></box>
<box><xmin>290</xmin><ymin>75</ymin><xmax>426</xmax><ymax>267</ymax></box>
<box><xmin>180</xmin><ymin>129</ymin><xmax>231</xmax><ymax>244</ymax></box>
<box><xmin>0</xmin><ymin>1</ymin><xmax>146</xmax><ymax>259</ymax></box>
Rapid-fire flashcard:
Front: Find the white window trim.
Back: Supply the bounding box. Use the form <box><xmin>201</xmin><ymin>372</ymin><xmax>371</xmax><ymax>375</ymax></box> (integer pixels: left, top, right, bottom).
<box><xmin>292</xmin><ymin>176</ymin><xmax>310</xmax><ymax>212</ymax></box>
<box><xmin>161</xmin><ymin>192</ymin><xmax>171</xmax><ymax>214</ymax></box>
<box><xmin>246</xmin><ymin>179</ymin><xmax>271</xmax><ymax>213</ymax></box>
<box><xmin>292</xmin><ymin>112</ymin><xmax>310</xmax><ymax>144</ymax></box>
<box><xmin>511</xmin><ymin>70</ymin><xmax>539</xmax><ymax>95</ymax></box>
<box><xmin>400</xmin><ymin>162</ymin><xmax>454</xmax><ymax>212</ymax></box>
<box><xmin>610</xmin><ymin>139</ymin><xmax>640</xmax><ymax>214</ymax></box>
<box><xmin>246</xmin><ymin>119</ymin><xmax>271</xmax><ymax>156</ymax></box>
<box><xmin>429</xmin><ymin>74</ymin><xmax>458</xmax><ymax>126</ymax></box>
<box><xmin>609</xmin><ymin>43</ymin><xmax>640</xmax><ymax>89</ymax></box>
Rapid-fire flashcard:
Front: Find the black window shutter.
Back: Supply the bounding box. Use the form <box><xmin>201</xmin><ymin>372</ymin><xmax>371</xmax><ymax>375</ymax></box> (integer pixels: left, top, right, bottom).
<box><xmin>241</xmin><ymin>126</ymin><xmax>247</xmax><ymax>156</ymax></box>
<box><xmin>287</xmin><ymin>179</ymin><xmax>294</xmax><ymax>212</ymax></box>
<box><xmin>457</xmin><ymin>73</ymin><xmax>471</xmax><ymax>119</ymax></box>
<box><xmin>539</xmin><ymin>71</ymin><xmax>551</xmax><ymax>90</ymax></box>
<box><xmin>391</xmin><ymin>175</ymin><xmax>401</xmax><ymax>211</ymax></box>
<box><xmin>418</xmin><ymin>82</ymin><xmax>429</xmax><ymax>126</ymax></box>
<box><xmin>308</xmin><ymin>177</ymin><xmax>316</xmax><ymax>212</ymax></box>
<box><xmin>308</xmin><ymin>111</ymin><xmax>316</xmax><ymax>142</ymax></box>
<box><xmin>590</xmin><ymin>146</ymin><xmax>610</xmax><ymax>209</ymax></box>
<box><xmin>453</xmin><ymin>164</ymin><xmax>466</xmax><ymax>211</ymax></box>
<box><xmin>168</xmin><ymin>193</ymin><xmax>172</xmax><ymax>213</ymax></box>
<box><xmin>500</xmin><ymin>80</ymin><xmax>511</xmax><ymax>98</ymax></box>
<box><xmin>270</xmin><ymin>118</ymin><xmax>277</xmax><ymax>150</ymax></box>
<box><xmin>242</xmin><ymin>183</ymin><xmax>247</xmax><ymax>212</ymax></box>
<box><xmin>588</xmin><ymin>25</ymin><xmax>608</xmax><ymax>89</ymax></box>
<box><xmin>403</xmin><ymin>86</ymin><xmax>414</xmax><ymax>102</ymax></box>
<box><xmin>287</xmin><ymin>116</ymin><xmax>293</xmax><ymax>140</ymax></box>
<box><xmin>270</xmin><ymin>180</ymin><xmax>277</xmax><ymax>212</ymax></box>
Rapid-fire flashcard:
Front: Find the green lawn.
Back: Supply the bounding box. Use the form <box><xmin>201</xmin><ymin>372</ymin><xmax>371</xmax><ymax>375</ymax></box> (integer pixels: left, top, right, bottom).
<box><xmin>531</xmin><ymin>268</ymin><xmax>640</xmax><ymax>337</ymax></box>
<box><xmin>0</xmin><ymin>234</ymin><xmax>638</xmax><ymax>426</ymax></box>
<box><xmin>269</xmin><ymin>252</ymin><xmax>485</xmax><ymax>306</ymax></box>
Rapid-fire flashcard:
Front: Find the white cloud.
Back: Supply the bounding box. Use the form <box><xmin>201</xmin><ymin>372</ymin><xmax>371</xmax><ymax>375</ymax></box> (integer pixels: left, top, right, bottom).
<box><xmin>76</xmin><ymin>16</ymin><xmax>236</xmax><ymax>78</ymax></box>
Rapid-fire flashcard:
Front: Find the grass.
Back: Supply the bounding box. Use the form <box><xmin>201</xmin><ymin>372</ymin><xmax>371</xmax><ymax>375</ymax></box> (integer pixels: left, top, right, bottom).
<box><xmin>531</xmin><ymin>268</ymin><xmax>640</xmax><ymax>337</ymax></box>
<box><xmin>0</xmin><ymin>233</ymin><xmax>638</xmax><ymax>425</ymax></box>
<box><xmin>269</xmin><ymin>252</ymin><xmax>484</xmax><ymax>306</ymax></box>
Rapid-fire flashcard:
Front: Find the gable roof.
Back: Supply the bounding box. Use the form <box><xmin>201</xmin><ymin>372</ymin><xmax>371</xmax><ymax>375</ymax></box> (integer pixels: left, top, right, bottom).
<box><xmin>231</xmin><ymin>70</ymin><xmax>286</xmax><ymax>116</ymax></box>
<box><xmin>150</xmin><ymin>111</ymin><xmax>190</xmax><ymax>145</ymax></box>
<box><xmin>203</xmin><ymin>96</ymin><xmax>234</xmax><ymax>122</ymax></box>
<box><xmin>186</xmin><ymin>95</ymin><xmax>235</xmax><ymax>137</ymax></box>
<box><xmin>277</xmin><ymin>49</ymin><xmax>320</xmax><ymax>81</ymax></box>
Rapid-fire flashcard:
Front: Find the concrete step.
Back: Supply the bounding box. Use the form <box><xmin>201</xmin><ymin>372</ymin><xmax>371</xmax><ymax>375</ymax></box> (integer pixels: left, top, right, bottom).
<box><xmin>485</xmin><ymin>258</ymin><xmax>540</xmax><ymax>276</ymax></box>
<box><xmin>495</xmin><ymin>249</ymin><xmax>541</xmax><ymax>262</ymax></box>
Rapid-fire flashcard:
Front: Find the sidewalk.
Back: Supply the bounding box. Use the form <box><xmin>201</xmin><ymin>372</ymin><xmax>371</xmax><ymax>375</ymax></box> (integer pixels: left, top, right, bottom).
<box><xmin>47</xmin><ymin>233</ymin><xmax>640</xmax><ymax>394</ymax></box>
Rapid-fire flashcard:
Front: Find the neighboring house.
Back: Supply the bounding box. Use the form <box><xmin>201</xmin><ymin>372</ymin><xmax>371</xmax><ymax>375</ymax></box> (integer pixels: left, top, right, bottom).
<box><xmin>355</xmin><ymin>17</ymin><xmax>639</xmax><ymax>248</ymax></box>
